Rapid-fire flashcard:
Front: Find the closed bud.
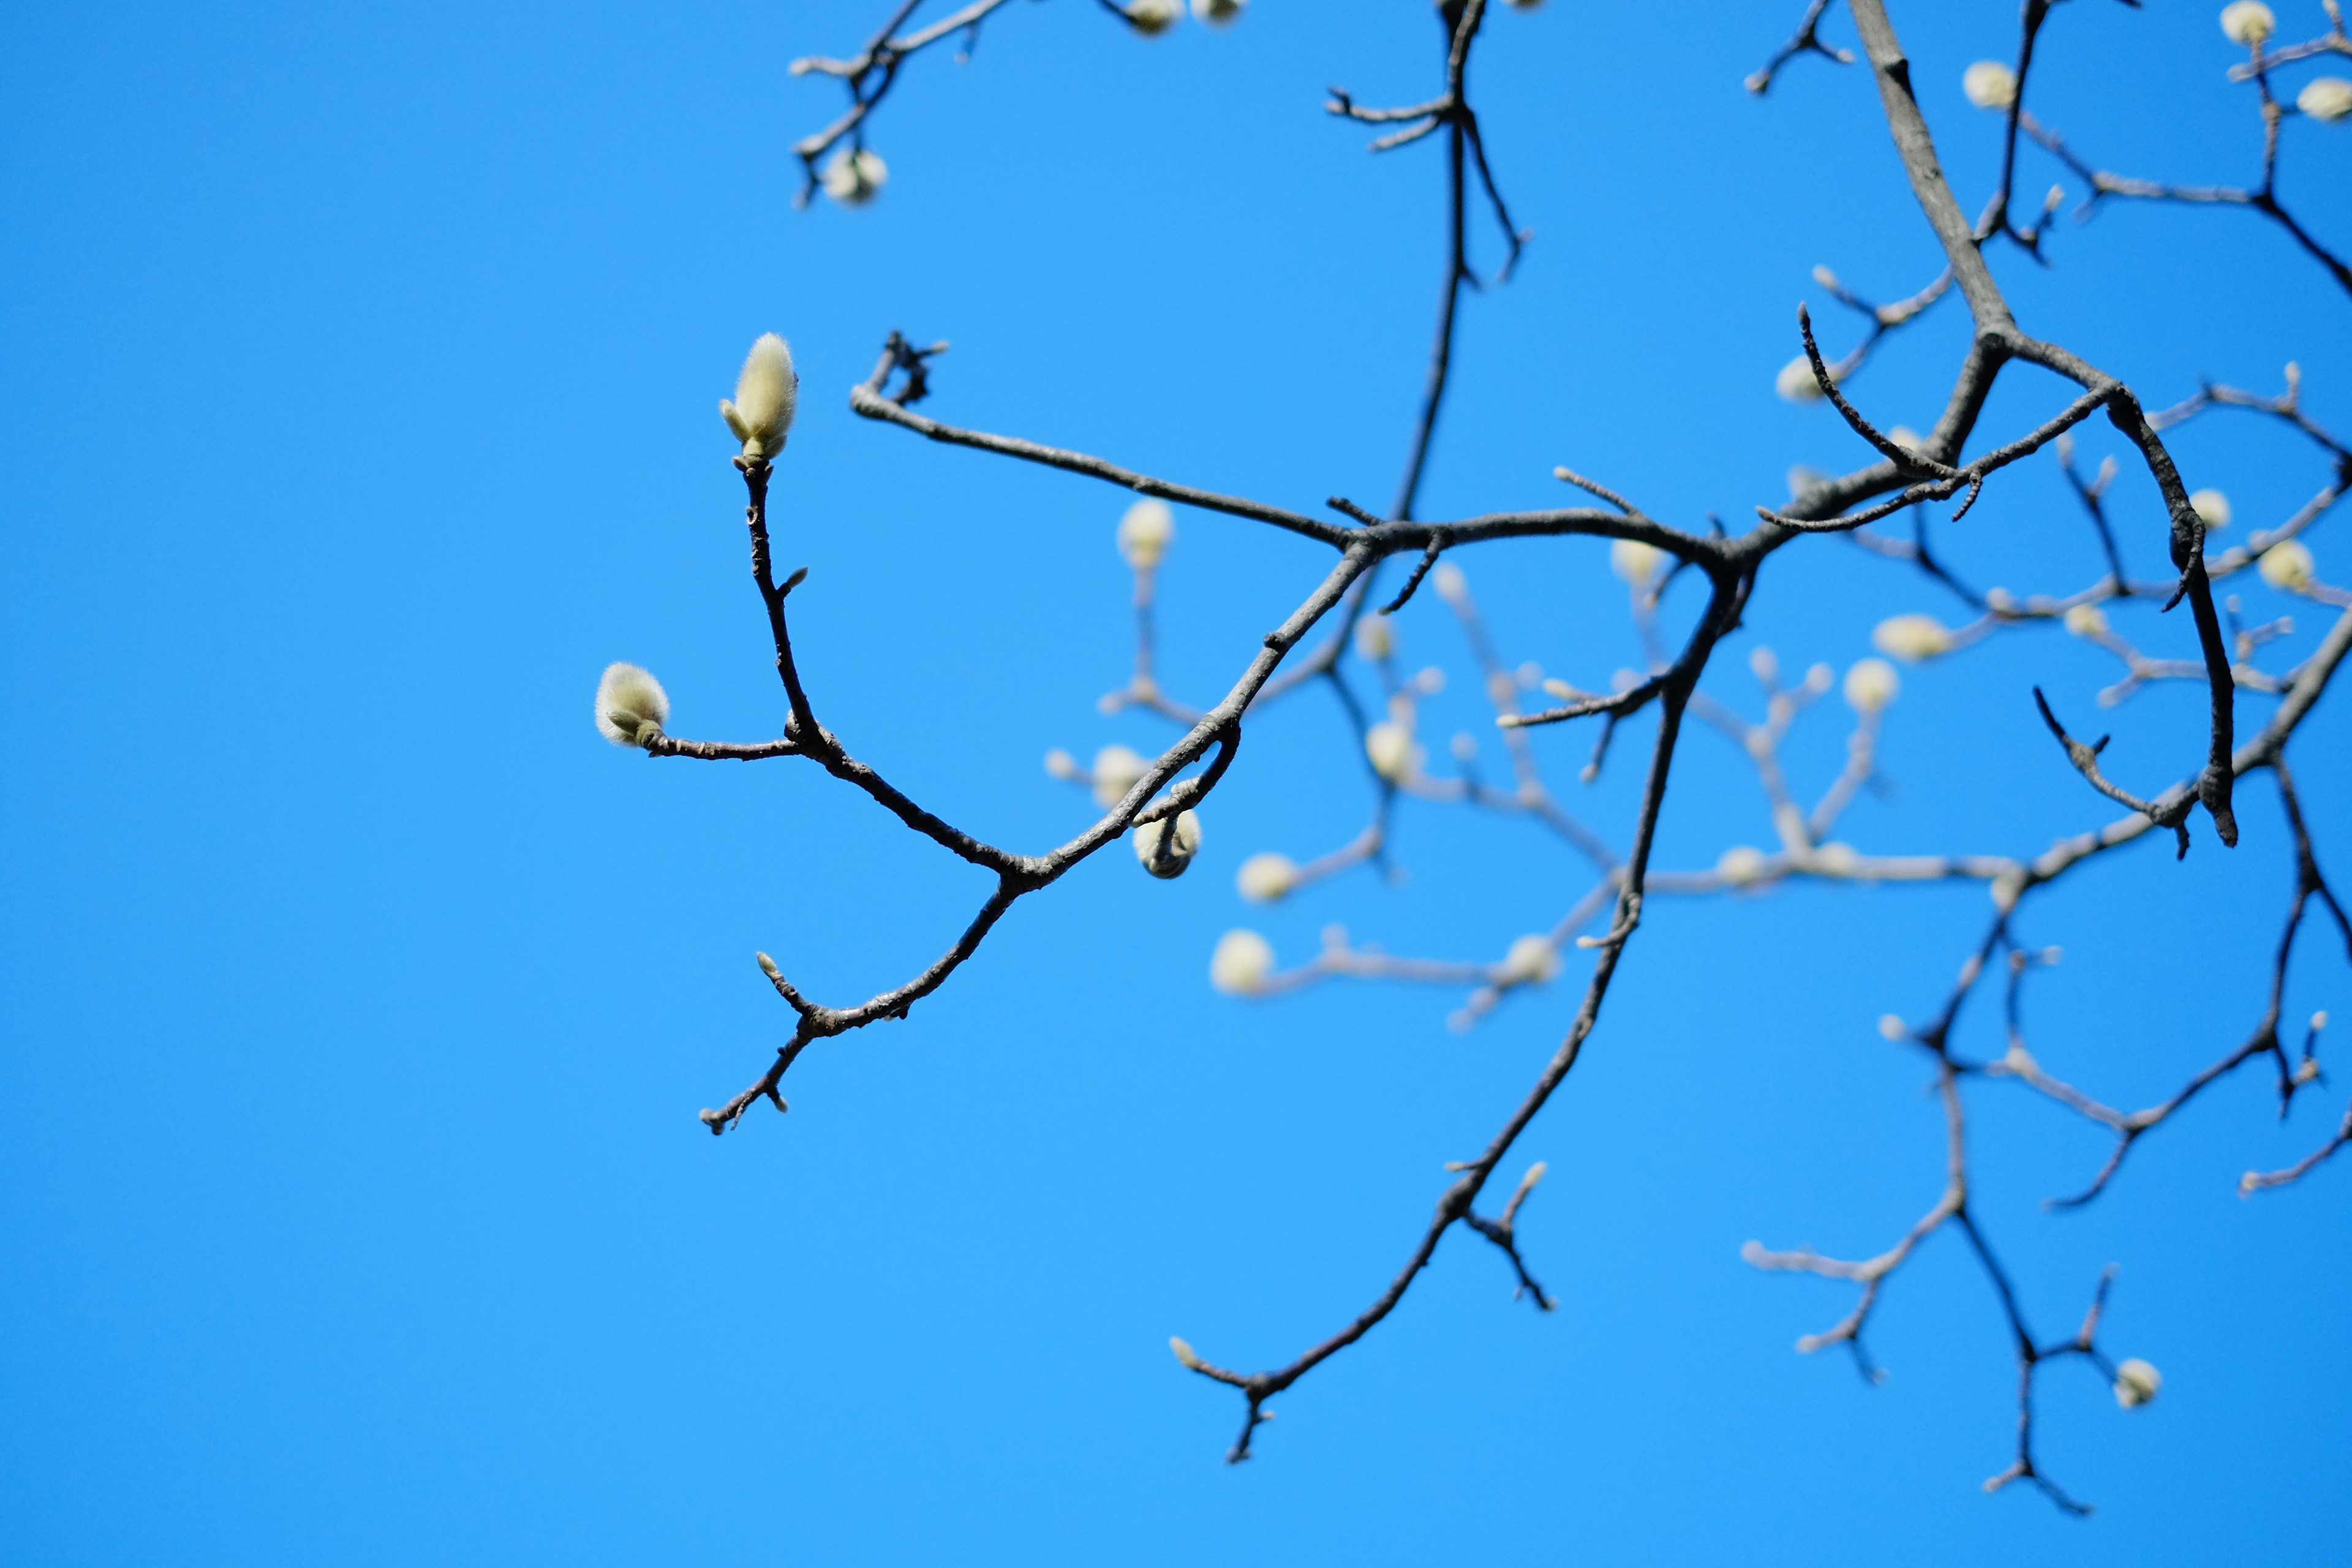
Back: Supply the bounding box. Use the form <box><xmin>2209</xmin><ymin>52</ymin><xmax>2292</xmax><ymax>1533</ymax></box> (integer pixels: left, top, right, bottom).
<box><xmin>1717</xmin><ymin>845</ymin><xmax>1768</xmax><ymax>886</ymax></box>
<box><xmin>719</xmin><ymin>333</ymin><xmax>799</xmax><ymax>459</ymax></box>
<box><xmin>1887</xmin><ymin>424</ymin><xmax>1924</xmax><ymax>453</ymax></box>
<box><xmin>2299</xmin><ymin>77</ymin><xmax>2352</xmax><ymax>121</ymax></box>
<box><xmin>1133</xmin><ymin>809</ymin><xmax>1202</xmax><ymax>878</ymax></box>
<box><xmin>1814</xmin><ymin>841</ymin><xmax>1860</xmax><ymax>876</ymax></box>
<box><xmin>1610</xmin><ymin>538</ymin><xmax>1665</xmax><ymax>587</ymax></box>
<box><xmin>1355</xmin><ymin>614</ymin><xmax>1395</xmax><ymax>662</ymax></box>
<box><xmin>1878</xmin><ymin>1013</ymin><xmax>1907</xmax><ymax>1041</ymax></box>
<box><xmin>1191</xmin><ymin>0</ymin><xmax>1245</xmax><ymax>22</ymax></box>
<box><xmin>1776</xmin><ymin>354</ymin><xmax>1828</xmax><ymax>403</ymax></box>
<box><xmin>1170</xmin><ymin>1335</ymin><xmax>1205</xmax><ymax>1370</ymax></box>
<box><xmin>1210</xmin><ymin>929</ymin><xmax>1276</xmax><ymax>995</ymax></box>
<box><xmin>1962</xmin><ymin>60</ymin><xmax>2018</xmax><ymax>109</ymax></box>
<box><xmin>2064</xmin><ymin>603</ymin><xmax>2109</xmax><ymax>639</ymax></box>
<box><xmin>595</xmin><ymin>662</ymin><xmax>670</xmax><ymax>747</ymax></box>
<box><xmin>2258</xmin><ymin>538</ymin><xmax>2316</xmax><ymax>592</ymax></box>
<box><xmin>1091</xmin><ymin>744</ymin><xmax>1149</xmax><ymax>809</ymax></box>
<box><xmin>821</xmin><ymin>146</ymin><xmax>888</xmax><ymax>206</ymax></box>
<box><xmin>1804</xmin><ymin>662</ymin><xmax>1834</xmax><ymax>694</ymax></box>
<box><xmin>2113</xmin><ymin>1357</ymin><xmax>2161</xmax><ymax>1409</ymax></box>
<box><xmin>2190</xmin><ymin>488</ymin><xmax>2232</xmax><ymax>529</ymax></box>
<box><xmin>1844</xmin><ymin>657</ymin><xmax>1901</xmax><ymax>712</ymax></box>
<box><xmin>1749</xmin><ymin>646</ymin><xmax>1779</xmax><ymax>684</ymax></box>
<box><xmin>1044</xmin><ymin>747</ymin><xmax>1082</xmax><ymax>781</ymax></box>
<box><xmin>1432</xmin><ymin>562</ymin><xmax>1469</xmax><ymax>602</ymax></box>
<box><xmin>1126</xmin><ymin>0</ymin><xmax>1182</xmax><ymax>34</ymax></box>
<box><xmin>1237</xmin><ymin>851</ymin><xmax>1298</xmax><ymax>903</ymax></box>
<box><xmin>1872</xmin><ymin>614</ymin><xmax>1954</xmax><ymax>662</ymax></box>
<box><xmin>1117</xmin><ymin>499</ymin><xmax>1175</xmax><ymax>569</ymax></box>
<box><xmin>2220</xmin><ymin>2</ymin><xmax>2274</xmax><ymax>47</ymax></box>
<box><xmin>1365</xmin><ymin>720</ymin><xmax>1419</xmax><ymax>782</ymax></box>
<box><xmin>1502</xmin><ymin>934</ymin><xmax>1560</xmax><ymax>984</ymax></box>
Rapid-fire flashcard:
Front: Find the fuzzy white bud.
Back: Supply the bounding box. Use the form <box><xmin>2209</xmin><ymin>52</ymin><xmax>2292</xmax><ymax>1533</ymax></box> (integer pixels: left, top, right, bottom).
<box><xmin>1776</xmin><ymin>354</ymin><xmax>1828</xmax><ymax>403</ymax></box>
<box><xmin>1209</xmin><ymin>929</ymin><xmax>1276</xmax><ymax>995</ymax></box>
<box><xmin>1091</xmin><ymin>744</ymin><xmax>1148</xmax><ymax>809</ymax></box>
<box><xmin>821</xmin><ymin>146</ymin><xmax>888</xmax><ymax>206</ymax></box>
<box><xmin>1842</xmin><ymin>657</ymin><xmax>1900</xmax><ymax>713</ymax></box>
<box><xmin>1610</xmin><ymin>538</ymin><xmax>1665</xmax><ymax>587</ymax></box>
<box><xmin>1814</xmin><ymin>841</ymin><xmax>1860</xmax><ymax>876</ymax></box>
<box><xmin>1133</xmin><ymin>809</ymin><xmax>1202</xmax><ymax>879</ymax></box>
<box><xmin>1962</xmin><ymin>61</ymin><xmax>2018</xmax><ymax>110</ymax></box>
<box><xmin>718</xmin><ymin>333</ymin><xmax>798</xmax><ymax>460</ymax></box>
<box><xmin>1365</xmin><ymin>720</ymin><xmax>1418</xmax><ymax>782</ymax></box>
<box><xmin>1355</xmin><ymin>614</ymin><xmax>1395</xmax><ymax>662</ymax></box>
<box><xmin>1126</xmin><ymin>0</ymin><xmax>1182</xmax><ymax>33</ymax></box>
<box><xmin>1877</xmin><ymin>1013</ymin><xmax>1907</xmax><ymax>1041</ymax></box>
<box><xmin>1717</xmin><ymin>845</ymin><xmax>1768</xmax><ymax>887</ymax></box>
<box><xmin>2064</xmin><ymin>603</ymin><xmax>2109</xmax><ymax>639</ymax></box>
<box><xmin>2113</xmin><ymin>1357</ymin><xmax>2162</xmax><ymax>1409</ymax></box>
<box><xmin>2190</xmin><ymin>488</ymin><xmax>2232</xmax><ymax>530</ymax></box>
<box><xmin>1237</xmin><ymin>851</ymin><xmax>1298</xmax><ymax>903</ymax></box>
<box><xmin>1502</xmin><ymin>934</ymin><xmax>1560</xmax><ymax>984</ymax></box>
<box><xmin>1044</xmin><ymin>747</ymin><xmax>1082</xmax><ymax>782</ymax></box>
<box><xmin>595</xmin><ymin>662</ymin><xmax>670</xmax><ymax>747</ymax></box>
<box><xmin>1432</xmin><ymin>562</ymin><xmax>1469</xmax><ymax>602</ymax></box>
<box><xmin>1887</xmin><ymin>424</ymin><xmax>1925</xmax><ymax>453</ymax></box>
<box><xmin>2220</xmin><ymin>2</ymin><xmax>2274</xmax><ymax>47</ymax></box>
<box><xmin>2299</xmin><ymin>76</ymin><xmax>2352</xmax><ymax>121</ymax></box>
<box><xmin>1170</xmin><ymin>1335</ymin><xmax>1205</xmax><ymax>1370</ymax></box>
<box><xmin>1872</xmin><ymin>613</ymin><xmax>1954</xmax><ymax>662</ymax></box>
<box><xmin>1749</xmin><ymin>646</ymin><xmax>1780</xmax><ymax>684</ymax></box>
<box><xmin>1117</xmin><ymin>499</ymin><xmax>1175</xmax><ymax>569</ymax></box>
<box><xmin>2258</xmin><ymin>538</ymin><xmax>2316</xmax><ymax>592</ymax></box>
<box><xmin>1191</xmin><ymin>0</ymin><xmax>1245</xmax><ymax>23</ymax></box>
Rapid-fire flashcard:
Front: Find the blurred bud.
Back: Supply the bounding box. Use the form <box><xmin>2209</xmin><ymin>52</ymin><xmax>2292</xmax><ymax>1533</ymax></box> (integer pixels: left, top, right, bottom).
<box><xmin>821</xmin><ymin>146</ymin><xmax>888</xmax><ymax>206</ymax></box>
<box><xmin>1126</xmin><ymin>0</ymin><xmax>1182</xmax><ymax>32</ymax></box>
<box><xmin>1814</xmin><ymin>842</ymin><xmax>1860</xmax><ymax>876</ymax></box>
<box><xmin>1170</xmin><ymin>1335</ymin><xmax>1205</xmax><ymax>1370</ymax></box>
<box><xmin>1365</xmin><ymin>720</ymin><xmax>1418</xmax><ymax>782</ymax></box>
<box><xmin>1887</xmin><ymin>424</ymin><xmax>1924</xmax><ymax>453</ymax></box>
<box><xmin>1503</xmin><ymin>934</ymin><xmax>1560</xmax><ymax>984</ymax></box>
<box><xmin>1776</xmin><ymin>355</ymin><xmax>1829</xmax><ymax>403</ymax></box>
<box><xmin>1991</xmin><ymin>869</ymin><xmax>2027</xmax><ymax>913</ymax></box>
<box><xmin>2299</xmin><ymin>77</ymin><xmax>2352</xmax><ymax>121</ymax></box>
<box><xmin>1044</xmin><ymin>747</ymin><xmax>1082</xmax><ymax>781</ymax></box>
<box><xmin>2190</xmin><ymin>488</ymin><xmax>2232</xmax><ymax>530</ymax></box>
<box><xmin>1610</xmin><ymin>538</ymin><xmax>1665</xmax><ymax>587</ymax></box>
<box><xmin>1210</xmin><ymin>929</ymin><xmax>1276</xmax><ymax>995</ymax></box>
<box><xmin>2258</xmin><ymin>538</ymin><xmax>2316</xmax><ymax>592</ymax></box>
<box><xmin>1872</xmin><ymin>614</ymin><xmax>1953</xmax><ymax>662</ymax></box>
<box><xmin>1844</xmin><ymin>657</ymin><xmax>1901</xmax><ymax>712</ymax></box>
<box><xmin>1804</xmin><ymin>662</ymin><xmax>1834</xmax><ymax>694</ymax></box>
<box><xmin>2294</xmin><ymin>1056</ymin><xmax>2321</xmax><ymax>1084</ymax></box>
<box><xmin>2113</xmin><ymin>1357</ymin><xmax>2161</xmax><ymax>1409</ymax></box>
<box><xmin>1717</xmin><ymin>846</ymin><xmax>1768</xmax><ymax>886</ymax></box>
<box><xmin>2315</xmin><ymin>1010</ymin><xmax>2332</xmax><ymax>1031</ymax></box>
<box><xmin>1748</xmin><ymin>646</ymin><xmax>1780</xmax><ymax>684</ymax></box>
<box><xmin>1237</xmin><ymin>851</ymin><xmax>1297</xmax><ymax>903</ymax></box>
<box><xmin>1355</xmin><ymin>614</ymin><xmax>1395</xmax><ymax>662</ymax></box>
<box><xmin>1433</xmin><ymin>562</ymin><xmax>1469</xmax><ymax>601</ymax></box>
<box><xmin>1117</xmin><ymin>499</ymin><xmax>1175</xmax><ymax>569</ymax></box>
<box><xmin>1878</xmin><ymin>1014</ymin><xmax>1907</xmax><ymax>1041</ymax></box>
<box><xmin>719</xmin><ymin>333</ymin><xmax>799</xmax><ymax>459</ymax></box>
<box><xmin>2220</xmin><ymin>2</ymin><xmax>2275</xmax><ymax>47</ymax></box>
<box><xmin>756</xmin><ymin>951</ymin><xmax>783</xmax><ymax>982</ymax></box>
<box><xmin>1133</xmin><ymin>809</ymin><xmax>1202</xmax><ymax>879</ymax></box>
<box><xmin>1192</xmin><ymin>0</ymin><xmax>1245</xmax><ymax>22</ymax></box>
<box><xmin>595</xmin><ymin>662</ymin><xmax>670</xmax><ymax>747</ymax></box>
<box><xmin>1962</xmin><ymin>60</ymin><xmax>2018</xmax><ymax>109</ymax></box>
<box><xmin>2064</xmin><ymin>603</ymin><xmax>2109</xmax><ymax>639</ymax></box>
<box><xmin>1787</xmin><ymin>464</ymin><xmax>1830</xmax><ymax>499</ymax></box>
<box><xmin>1091</xmin><ymin>744</ymin><xmax>1148</xmax><ymax>809</ymax></box>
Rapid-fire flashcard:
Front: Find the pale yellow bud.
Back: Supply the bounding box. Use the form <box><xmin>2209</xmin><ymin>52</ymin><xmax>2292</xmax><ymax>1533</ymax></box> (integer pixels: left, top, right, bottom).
<box><xmin>1877</xmin><ymin>1014</ymin><xmax>1906</xmax><ymax>1041</ymax></box>
<box><xmin>2220</xmin><ymin>2</ymin><xmax>2274</xmax><ymax>47</ymax></box>
<box><xmin>1044</xmin><ymin>747</ymin><xmax>1082</xmax><ymax>781</ymax></box>
<box><xmin>1126</xmin><ymin>0</ymin><xmax>1181</xmax><ymax>31</ymax></box>
<box><xmin>1843</xmin><ymin>657</ymin><xmax>1900</xmax><ymax>712</ymax></box>
<box><xmin>1717</xmin><ymin>845</ymin><xmax>1768</xmax><ymax>886</ymax></box>
<box><xmin>820</xmin><ymin>146</ymin><xmax>887</xmax><ymax>206</ymax></box>
<box><xmin>594</xmin><ymin>662</ymin><xmax>670</xmax><ymax>747</ymax></box>
<box><xmin>1133</xmin><ymin>809</ymin><xmax>1202</xmax><ymax>879</ymax></box>
<box><xmin>1170</xmin><ymin>1335</ymin><xmax>1205</xmax><ymax>1370</ymax></box>
<box><xmin>2258</xmin><ymin>538</ymin><xmax>2316</xmax><ymax>592</ymax></box>
<box><xmin>2113</xmin><ymin>1357</ymin><xmax>2161</xmax><ymax>1409</ymax></box>
<box><xmin>1237</xmin><ymin>851</ymin><xmax>1298</xmax><ymax>903</ymax></box>
<box><xmin>1776</xmin><ymin>354</ymin><xmax>1828</xmax><ymax>403</ymax></box>
<box><xmin>2190</xmin><ymin>488</ymin><xmax>2232</xmax><ymax>530</ymax></box>
<box><xmin>1355</xmin><ymin>614</ymin><xmax>1395</xmax><ymax>662</ymax></box>
<box><xmin>2064</xmin><ymin>603</ymin><xmax>2109</xmax><ymax>639</ymax></box>
<box><xmin>1502</xmin><ymin>935</ymin><xmax>1559</xmax><ymax>984</ymax></box>
<box><xmin>2299</xmin><ymin>77</ymin><xmax>2352</xmax><ymax>121</ymax></box>
<box><xmin>1962</xmin><ymin>60</ymin><xmax>2018</xmax><ymax>109</ymax></box>
<box><xmin>718</xmin><ymin>333</ymin><xmax>798</xmax><ymax>459</ymax></box>
<box><xmin>1091</xmin><ymin>744</ymin><xmax>1149</xmax><ymax>809</ymax></box>
<box><xmin>1610</xmin><ymin>538</ymin><xmax>1665</xmax><ymax>587</ymax></box>
<box><xmin>1365</xmin><ymin>720</ymin><xmax>1417</xmax><ymax>782</ymax></box>
<box><xmin>1432</xmin><ymin>562</ymin><xmax>1469</xmax><ymax>602</ymax></box>
<box><xmin>1209</xmin><ymin>929</ymin><xmax>1276</xmax><ymax>995</ymax></box>
<box><xmin>1117</xmin><ymin>499</ymin><xmax>1175</xmax><ymax>569</ymax></box>
<box><xmin>1872</xmin><ymin>613</ymin><xmax>1954</xmax><ymax>662</ymax></box>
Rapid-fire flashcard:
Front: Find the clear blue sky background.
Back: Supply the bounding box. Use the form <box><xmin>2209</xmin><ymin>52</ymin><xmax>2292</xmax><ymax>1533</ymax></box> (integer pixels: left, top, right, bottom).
<box><xmin>6</xmin><ymin>1</ymin><xmax>2350</xmax><ymax>1561</ymax></box>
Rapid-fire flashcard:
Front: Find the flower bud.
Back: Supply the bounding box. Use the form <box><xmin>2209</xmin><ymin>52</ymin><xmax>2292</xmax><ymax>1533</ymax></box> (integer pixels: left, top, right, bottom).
<box><xmin>1133</xmin><ymin>809</ymin><xmax>1202</xmax><ymax>878</ymax></box>
<box><xmin>1610</xmin><ymin>538</ymin><xmax>1665</xmax><ymax>587</ymax></box>
<box><xmin>1191</xmin><ymin>0</ymin><xmax>1245</xmax><ymax>22</ymax></box>
<box><xmin>1749</xmin><ymin>646</ymin><xmax>1780</xmax><ymax>684</ymax></box>
<box><xmin>1091</xmin><ymin>744</ymin><xmax>1149</xmax><ymax>809</ymax></box>
<box><xmin>1044</xmin><ymin>747</ymin><xmax>1082</xmax><ymax>781</ymax></box>
<box><xmin>1887</xmin><ymin>424</ymin><xmax>1925</xmax><ymax>453</ymax></box>
<box><xmin>2220</xmin><ymin>2</ymin><xmax>2274</xmax><ymax>47</ymax></box>
<box><xmin>1814</xmin><ymin>841</ymin><xmax>1860</xmax><ymax>876</ymax></box>
<box><xmin>1365</xmin><ymin>720</ymin><xmax>1418</xmax><ymax>782</ymax></box>
<box><xmin>1962</xmin><ymin>60</ymin><xmax>2018</xmax><ymax>110</ymax></box>
<box><xmin>2190</xmin><ymin>488</ymin><xmax>2232</xmax><ymax>530</ymax></box>
<box><xmin>821</xmin><ymin>146</ymin><xmax>888</xmax><ymax>206</ymax></box>
<box><xmin>2294</xmin><ymin>1055</ymin><xmax>2321</xmax><ymax>1084</ymax></box>
<box><xmin>1502</xmin><ymin>934</ymin><xmax>1560</xmax><ymax>984</ymax></box>
<box><xmin>1843</xmin><ymin>657</ymin><xmax>1900</xmax><ymax>712</ymax></box>
<box><xmin>1237</xmin><ymin>851</ymin><xmax>1298</xmax><ymax>903</ymax></box>
<box><xmin>1210</xmin><ymin>929</ymin><xmax>1276</xmax><ymax>994</ymax></box>
<box><xmin>1126</xmin><ymin>0</ymin><xmax>1182</xmax><ymax>33</ymax></box>
<box><xmin>1872</xmin><ymin>614</ymin><xmax>1954</xmax><ymax>662</ymax></box>
<box><xmin>718</xmin><ymin>333</ymin><xmax>798</xmax><ymax>460</ymax></box>
<box><xmin>1170</xmin><ymin>1335</ymin><xmax>1205</xmax><ymax>1370</ymax></box>
<box><xmin>1877</xmin><ymin>1013</ymin><xmax>1907</xmax><ymax>1041</ymax></box>
<box><xmin>2113</xmin><ymin>1357</ymin><xmax>2161</xmax><ymax>1409</ymax></box>
<box><xmin>1355</xmin><ymin>614</ymin><xmax>1395</xmax><ymax>662</ymax></box>
<box><xmin>1117</xmin><ymin>499</ymin><xmax>1175</xmax><ymax>569</ymax></box>
<box><xmin>2064</xmin><ymin>603</ymin><xmax>2109</xmax><ymax>639</ymax></box>
<box><xmin>1776</xmin><ymin>354</ymin><xmax>1828</xmax><ymax>403</ymax></box>
<box><xmin>1432</xmin><ymin>562</ymin><xmax>1469</xmax><ymax>602</ymax></box>
<box><xmin>1717</xmin><ymin>845</ymin><xmax>1768</xmax><ymax>886</ymax></box>
<box><xmin>2299</xmin><ymin>76</ymin><xmax>2352</xmax><ymax>121</ymax></box>
<box><xmin>595</xmin><ymin>662</ymin><xmax>670</xmax><ymax>747</ymax></box>
<box><xmin>2258</xmin><ymin>538</ymin><xmax>2316</xmax><ymax>592</ymax></box>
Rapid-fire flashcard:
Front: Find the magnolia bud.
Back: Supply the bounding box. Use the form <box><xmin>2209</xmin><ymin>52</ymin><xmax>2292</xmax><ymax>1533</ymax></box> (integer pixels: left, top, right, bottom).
<box><xmin>1877</xmin><ymin>1013</ymin><xmax>1907</xmax><ymax>1041</ymax></box>
<box><xmin>2220</xmin><ymin>2</ymin><xmax>2274</xmax><ymax>47</ymax></box>
<box><xmin>2064</xmin><ymin>603</ymin><xmax>2109</xmax><ymax>638</ymax></box>
<box><xmin>1610</xmin><ymin>538</ymin><xmax>1665</xmax><ymax>587</ymax></box>
<box><xmin>1502</xmin><ymin>934</ymin><xmax>1560</xmax><ymax>984</ymax></box>
<box><xmin>1365</xmin><ymin>720</ymin><xmax>1417</xmax><ymax>782</ymax></box>
<box><xmin>1170</xmin><ymin>1335</ymin><xmax>1205</xmax><ymax>1370</ymax></box>
<box><xmin>1872</xmin><ymin>614</ymin><xmax>1954</xmax><ymax>662</ymax></box>
<box><xmin>2113</xmin><ymin>1357</ymin><xmax>2161</xmax><ymax>1409</ymax></box>
<box><xmin>1776</xmin><ymin>354</ymin><xmax>1828</xmax><ymax>403</ymax></box>
<box><xmin>594</xmin><ymin>662</ymin><xmax>670</xmax><ymax>747</ymax></box>
<box><xmin>2190</xmin><ymin>488</ymin><xmax>2232</xmax><ymax>530</ymax></box>
<box><xmin>1044</xmin><ymin>747</ymin><xmax>1082</xmax><ymax>782</ymax></box>
<box><xmin>1237</xmin><ymin>851</ymin><xmax>1298</xmax><ymax>903</ymax></box>
<box><xmin>820</xmin><ymin>146</ymin><xmax>888</xmax><ymax>206</ymax></box>
<box><xmin>1133</xmin><ymin>809</ymin><xmax>1202</xmax><ymax>879</ymax></box>
<box><xmin>718</xmin><ymin>333</ymin><xmax>798</xmax><ymax>459</ymax></box>
<box><xmin>1717</xmin><ymin>845</ymin><xmax>1768</xmax><ymax>886</ymax></box>
<box><xmin>1843</xmin><ymin>657</ymin><xmax>1900</xmax><ymax>713</ymax></box>
<box><xmin>1355</xmin><ymin>614</ymin><xmax>1395</xmax><ymax>662</ymax></box>
<box><xmin>1814</xmin><ymin>841</ymin><xmax>1860</xmax><ymax>876</ymax></box>
<box><xmin>2299</xmin><ymin>77</ymin><xmax>2352</xmax><ymax>121</ymax></box>
<box><xmin>2258</xmin><ymin>539</ymin><xmax>2316</xmax><ymax>592</ymax></box>
<box><xmin>1117</xmin><ymin>499</ymin><xmax>1175</xmax><ymax>569</ymax></box>
<box><xmin>1091</xmin><ymin>744</ymin><xmax>1149</xmax><ymax>809</ymax></box>
<box><xmin>1887</xmin><ymin>424</ymin><xmax>1925</xmax><ymax>453</ymax></box>
<box><xmin>1749</xmin><ymin>646</ymin><xmax>1780</xmax><ymax>684</ymax></box>
<box><xmin>1432</xmin><ymin>562</ymin><xmax>1469</xmax><ymax>602</ymax></box>
<box><xmin>1126</xmin><ymin>0</ymin><xmax>1182</xmax><ymax>34</ymax></box>
<box><xmin>1209</xmin><ymin>929</ymin><xmax>1276</xmax><ymax>995</ymax></box>
<box><xmin>1962</xmin><ymin>61</ymin><xmax>2018</xmax><ymax>110</ymax></box>
<box><xmin>1191</xmin><ymin>0</ymin><xmax>1245</xmax><ymax>22</ymax></box>
<box><xmin>2316</xmin><ymin>1010</ymin><xmax>2332</xmax><ymax>1031</ymax></box>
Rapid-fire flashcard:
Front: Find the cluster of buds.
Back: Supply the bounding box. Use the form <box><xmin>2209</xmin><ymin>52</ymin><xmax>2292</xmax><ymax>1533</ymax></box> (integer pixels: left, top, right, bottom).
<box><xmin>1123</xmin><ymin>0</ymin><xmax>1248</xmax><ymax>33</ymax></box>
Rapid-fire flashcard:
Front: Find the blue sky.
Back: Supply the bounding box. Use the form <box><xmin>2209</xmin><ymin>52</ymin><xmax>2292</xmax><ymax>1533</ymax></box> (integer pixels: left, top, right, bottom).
<box><xmin>4</xmin><ymin>1</ymin><xmax>2350</xmax><ymax>1562</ymax></box>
